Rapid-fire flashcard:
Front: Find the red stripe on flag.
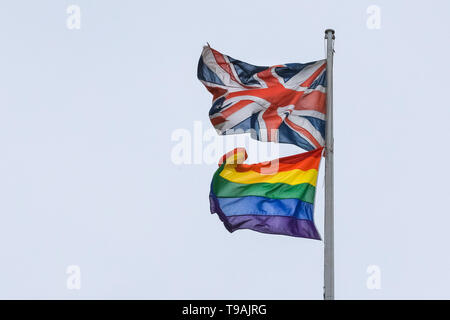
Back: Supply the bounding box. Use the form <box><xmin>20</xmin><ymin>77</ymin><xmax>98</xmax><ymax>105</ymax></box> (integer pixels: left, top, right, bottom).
<box><xmin>301</xmin><ymin>62</ymin><xmax>326</xmax><ymax>88</ymax></box>
<box><xmin>255</xmin><ymin>66</ymin><xmax>283</xmax><ymax>87</ymax></box>
<box><xmin>211</xmin><ymin>49</ymin><xmax>241</xmax><ymax>85</ymax></box>
<box><xmin>235</xmin><ymin>149</ymin><xmax>322</xmax><ymax>173</ymax></box>
<box><xmin>295</xmin><ymin>91</ymin><xmax>326</xmax><ymax>114</ymax></box>
<box><xmin>210</xmin><ymin>116</ymin><xmax>226</xmax><ymax>126</ymax></box>
<box><xmin>205</xmin><ymin>86</ymin><xmax>228</xmax><ymax>100</ymax></box>
<box><xmin>285</xmin><ymin>118</ymin><xmax>322</xmax><ymax>149</ymax></box>
<box><xmin>221</xmin><ymin>100</ymin><xmax>254</xmax><ymax>119</ymax></box>
<box><xmin>262</xmin><ymin>105</ymin><xmax>284</xmax><ymax>141</ymax></box>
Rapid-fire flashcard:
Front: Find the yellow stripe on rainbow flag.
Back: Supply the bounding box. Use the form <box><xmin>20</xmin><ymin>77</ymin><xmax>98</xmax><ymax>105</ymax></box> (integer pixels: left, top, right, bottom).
<box><xmin>219</xmin><ymin>166</ymin><xmax>319</xmax><ymax>186</ymax></box>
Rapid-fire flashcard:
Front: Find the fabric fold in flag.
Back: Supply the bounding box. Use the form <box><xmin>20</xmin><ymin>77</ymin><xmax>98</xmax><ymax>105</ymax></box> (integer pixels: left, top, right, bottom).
<box><xmin>198</xmin><ymin>46</ymin><xmax>327</xmax><ymax>151</ymax></box>
<box><xmin>209</xmin><ymin>148</ymin><xmax>323</xmax><ymax>239</ymax></box>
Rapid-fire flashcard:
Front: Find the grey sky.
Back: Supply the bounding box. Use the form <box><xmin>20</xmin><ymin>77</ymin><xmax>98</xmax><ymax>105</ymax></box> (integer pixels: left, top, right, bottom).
<box><xmin>0</xmin><ymin>0</ymin><xmax>449</xmax><ymax>299</ymax></box>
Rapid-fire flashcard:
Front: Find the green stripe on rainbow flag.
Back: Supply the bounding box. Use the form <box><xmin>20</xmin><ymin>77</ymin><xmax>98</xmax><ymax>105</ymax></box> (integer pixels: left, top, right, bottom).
<box><xmin>212</xmin><ymin>165</ymin><xmax>317</xmax><ymax>203</ymax></box>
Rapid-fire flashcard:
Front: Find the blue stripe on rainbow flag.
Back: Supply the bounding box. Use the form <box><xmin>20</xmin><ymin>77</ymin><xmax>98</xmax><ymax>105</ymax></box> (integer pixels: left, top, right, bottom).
<box><xmin>216</xmin><ymin>196</ymin><xmax>314</xmax><ymax>221</ymax></box>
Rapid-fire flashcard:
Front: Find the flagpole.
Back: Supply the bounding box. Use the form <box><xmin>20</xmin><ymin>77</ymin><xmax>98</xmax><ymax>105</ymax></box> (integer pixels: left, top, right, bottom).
<box><xmin>324</xmin><ymin>28</ymin><xmax>335</xmax><ymax>300</ymax></box>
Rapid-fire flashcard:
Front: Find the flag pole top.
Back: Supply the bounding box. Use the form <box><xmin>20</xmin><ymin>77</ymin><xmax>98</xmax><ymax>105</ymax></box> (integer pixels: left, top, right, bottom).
<box><xmin>324</xmin><ymin>29</ymin><xmax>335</xmax><ymax>39</ymax></box>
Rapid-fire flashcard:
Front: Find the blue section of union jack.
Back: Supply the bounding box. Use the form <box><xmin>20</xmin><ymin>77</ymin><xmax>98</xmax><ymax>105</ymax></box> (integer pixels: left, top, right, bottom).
<box><xmin>197</xmin><ymin>46</ymin><xmax>327</xmax><ymax>151</ymax></box>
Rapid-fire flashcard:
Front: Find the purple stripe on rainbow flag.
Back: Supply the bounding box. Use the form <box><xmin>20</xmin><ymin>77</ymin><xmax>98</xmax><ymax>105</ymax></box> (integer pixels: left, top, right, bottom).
<box><xmin>209</xmin><ymin>193</ymin><xmax>321</xmax><ymax>240</ymax></box>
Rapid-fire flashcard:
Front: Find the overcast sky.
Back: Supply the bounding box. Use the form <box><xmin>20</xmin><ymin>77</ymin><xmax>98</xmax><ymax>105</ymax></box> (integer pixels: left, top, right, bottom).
<box><xmin>0</xmin><ymin>0</ymin><xmax>449</xmax><ymax>299</ymax></box>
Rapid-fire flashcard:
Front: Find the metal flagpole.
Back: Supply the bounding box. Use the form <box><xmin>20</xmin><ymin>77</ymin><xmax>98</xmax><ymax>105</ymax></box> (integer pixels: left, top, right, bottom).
<box><xmin>324</xmin><ymin>28</ymin><xmax>335</xmax><ymax>300</ymax></box>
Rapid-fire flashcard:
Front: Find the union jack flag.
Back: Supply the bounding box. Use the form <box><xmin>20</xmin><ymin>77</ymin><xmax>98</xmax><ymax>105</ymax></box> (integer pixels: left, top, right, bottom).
<box><xmin>197</xmin><ymin>46</ymin><xmax>327</xmax><ymax>151</ymax></box>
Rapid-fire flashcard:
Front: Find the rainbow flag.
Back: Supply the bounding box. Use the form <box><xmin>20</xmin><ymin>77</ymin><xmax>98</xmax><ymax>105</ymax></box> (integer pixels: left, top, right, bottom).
<box><xmin>209</xmin><ymin>147</ymin><xmax>323</xmax><ymax>239</ymax></box>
